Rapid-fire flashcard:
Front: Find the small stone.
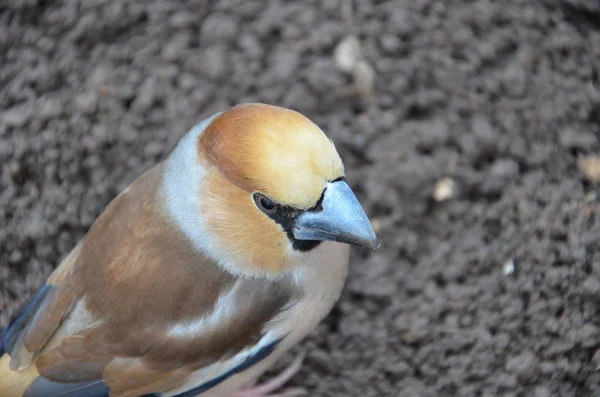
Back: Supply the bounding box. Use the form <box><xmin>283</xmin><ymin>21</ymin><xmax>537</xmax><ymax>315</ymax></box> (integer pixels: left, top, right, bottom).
<box><xmin>370</xmin><ymin>218</ymin><xmax>382</xmax><ymax>233</ymax></box>
<box><xmin>199</xmin><ymin>46</ymin><xmax>227</xmax><ymax>79</ymax></box>
<box><xmin>399</xmin><ymin>316</ymin><xmax>430</xmax><ymax>344</ymax></box>
<box><xmin>169</xmin><ymin>12</ymin><xmax>194</xmax><ymax>28</ymax></box>
<box><xmin>533</xmin><ymin>385</ymin><xmax>551</xmax><ymax>397</ymax></box>
<box><xmin>92</xmin><ymin>124</ymin><xmax>109</xmax><ymax>142</ymax></box>
<box><xmin>39</xmin><ymin>98</ymin><xmax>63</xmax><ymax>119</ymax></box>
<box><xmin>308</xmin><ymin>349</ymin><xmax>334</xmax><ymax>373</ymax></box>
<box><xmin>505</xmin><ymin>351</ymin><xmax>537</xmax><ymax>381</ymax></box>
<box><xmin>578</xmin><ymin>156</ymin><xmax>600</xmax><ymax>182</ymax></box>
<box><xmin>560</xmin><ymin>127</ymin><xmax>598</xmax><ymax>149</ymax></box>
<box><xmin>418</xmin><ymin>118</ymin><xmax>449</xmax><ymax>149</ymax></box>
<box><xmin>42</xmin><ymin>129</ymin><xmax>56</xmax><ymax>142</ymax></box>
<box><xmin>177</xmin><ymin>73</ymin><xmax>198</xmax><ymax>92</ymax></box>
<box><xmin>386</xmin><ymin>361</ymin><xmax>410</xmax><ymax>376</ymax></box>
<box><xmin>472</xmin><ymin>115</ymin><xmax>498</xmax><ymax>153</ymax></box>
<box><xmin>442</xmin><ymin>260</ymin><xmax>469</xmax><ymax>282</ymax></box>
<box><xmin>156</xmin><ymin>64</ymin><xmax>179</xmax><ymax>80</ymax></box>
<box><xmin>460</xmin><ymin>314</ymin><xmax>474</xmax><ymax>327</ymax></box>
<box><xmin>582</xmin><ymin>275</ymin><xmax>600</xmax><ymax>297</ymax></box>
<box><xmin>579</xmin><ymin>324</ymin><xmax>600</xmax><ymax>348</ymax></box>
<box><xmin>496</xmin><ymin>373</ymin><xmax>517</xmax><ymax>389</ymax></box>
<box><xmin>334</xmin><ymin>35</ymin><xmax>361</xmax><ymax>74</ymax></box>
<box><xmin>452</xmin><ymin>26</ymin><xmax>473</xmax><ymax>45</ymax></box>
<box><xmin>481</xmin><ymin>158</ymin><xmax>519</xmax><ymax>194</ymax></box>
<box><xmin>200</xmin><ymin>13</ymin><xmax>239</xmax><ymax>43</ymax></box>
<box><xmin>474</xmin><ymin>327</ymin><xmax>493</xmax><ymax>346</ymax></box>
<box><xmin>75</xmin><ymin>91</ymin><xmax>98</xmax><ymax>114</ymax></box>
<box><xmin>9</xmin><ymin>250</ymin><xmax>23</xmax><ymax>264</ymax></box>
<box><xmin>539</xmin><ymin>361</ymin><xmax>556</xmax><ymax>375</ymax></box>
<box><xmin>237</xmin><ymin>34</ymin><xmax>263</xmax><ymax>58</ymax></box>
<box><xmin>545</xmin><ymin>317</ymin><xmax>559</xmax><ymax>334</ymax></box>
<box><xmin>388</xmin><ymin>8</ymin><xmax>412</xmax><ymax>35</ymax></box>
<box><xmin>88</xmin><ymin>63</ymin><xmax>114</xmax><ymax>86</ymax></box>
<box><xmin>132</xmin><ymin>77</ymin><xmax>157</xmax><ymax>112</ymax></box>
<box><xmin>400</xmin><ymin>329</ymin><xmax>429</xmax><ymax>344</ymax></box>
<box><xmin>478</xmin><ymin>40</ymin><xmax>497</xmax><ymax>62</ymax></box>
<box><xmin>162</xmin><ymin>33</ymin><xmax>190</xmax><ymax>62</ymax></box>
<box><xmin>282</xmin><ymin>83</ymin><xmax>317</xmax><ymax>111</ymax></box>
<box><xmin>433</xmin><ymin>177</ymin><xmax>455</xmax><ymax>201</ymax></box>
<box><xmin>269</xmin><ymin>48</ymin><xmax>300</xmax><ymax>81</ymax></box>
<box><xmin>306</xmin><ymin>58</ymin><xmax>345</xmax><ymax>92</ymax></box>
<box><xmin>592</xmin><ymin>349</ymin><xmax>600</xmax><ymax>369</ymax></box>
<box><xmin>394</xmin><ymin>314</ymin><xmax>410</xmax><ymax>332</ymax></box>
<box><xmin>4</xmin><ymin>105</ymin><xmax>31</xmax><ymax>127</ymax></box>
<box><xmin>353</xmin><ymin>59</ymin><xmax>375</xmax><ymax>98</ymax></box>
<box><xmin>379</xmin><ymin>34</ymin><xmax>401</xmax><ymax>53</ymax></box>
<box><xmin>37</xmin><ymin>36</ymin><xmax>54</xmax><ymax>53</ymax></box>
<box><xmin>23</xmin><ymin>209</ymin><xmax>45</xmax><ymax>240</ymax></box>
<box><xmin>568</xmin><ymin>0</ymin><xmax>600</xmax><ymax>12</ymax></box>
<box><xmin>144</xmin><ymin>141</ymin><xmax>163</xmax><ymax>158</ymax></box>
<box><xmin>503</xmin><ymin>259</ymin><xmax>515</xmax><ymax>276</ymax></box>
<box><xmin>423</xmin><ymin>281</ymin><xmax>438</xmax><ymax>300</ymax></box>
<box><xmin>503</xmin><ymin>64</ymin><xmax>528</xmax><ymax>97</ymax></box>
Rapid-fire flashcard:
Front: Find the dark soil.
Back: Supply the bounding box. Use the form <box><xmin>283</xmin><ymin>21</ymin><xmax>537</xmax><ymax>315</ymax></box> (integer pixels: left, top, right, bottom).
<box><xmin>2</xmin><ymin>1</ymin><xmax>600</xmax><ymax>396</ymax></box>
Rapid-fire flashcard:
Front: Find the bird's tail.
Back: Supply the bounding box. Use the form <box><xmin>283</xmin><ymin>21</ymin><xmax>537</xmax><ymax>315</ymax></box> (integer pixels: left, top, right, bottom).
<box><xmin>0</xmin><ymin>353</ymin><xmax>40</xmax><ymax>397</ymax></box>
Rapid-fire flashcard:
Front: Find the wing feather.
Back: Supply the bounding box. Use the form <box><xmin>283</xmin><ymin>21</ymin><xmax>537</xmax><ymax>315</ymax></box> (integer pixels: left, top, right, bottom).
<box><xmin>1</xmin><ymin>164</ymin><xmax>301</xmax><ymax>397</ymax></box>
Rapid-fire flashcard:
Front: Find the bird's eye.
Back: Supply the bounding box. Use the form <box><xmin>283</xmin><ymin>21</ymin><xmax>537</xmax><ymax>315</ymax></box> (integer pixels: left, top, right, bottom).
<box><xmin>254</xmin><ymin>193</ymin><xmax>278</xmax><ymax>214</ymax></box>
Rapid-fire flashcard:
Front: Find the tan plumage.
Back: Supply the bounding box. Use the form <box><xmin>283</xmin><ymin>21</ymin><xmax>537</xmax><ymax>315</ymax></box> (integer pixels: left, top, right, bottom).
<box><xmin>200</xmin><ymin>103</ymin><xmax>344</xmax><ymax>210</ymax></box>
<box><xmin>0</xmin><ymin>354</ymin><xmax>39</xmax><ymax>396</ymax></box>
<box><xmin>0</xmin><ymin>103</ymin><xmax>377</xmax><ymax>397</ymax></box>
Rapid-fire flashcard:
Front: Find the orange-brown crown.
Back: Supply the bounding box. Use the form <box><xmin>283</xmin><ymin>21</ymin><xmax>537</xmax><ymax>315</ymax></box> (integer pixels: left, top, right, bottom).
<box><xmin>198</xmin><ymin>103</ymin><xmax>344</xmax><ymax>210</ymax></box>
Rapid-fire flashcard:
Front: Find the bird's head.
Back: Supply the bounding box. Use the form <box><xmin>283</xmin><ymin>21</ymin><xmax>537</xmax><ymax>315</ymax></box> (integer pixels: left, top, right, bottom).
<box><xmin>164</xmin><ymin>103</ymin><xmax>378</xmax><ymax>277</ymax></box>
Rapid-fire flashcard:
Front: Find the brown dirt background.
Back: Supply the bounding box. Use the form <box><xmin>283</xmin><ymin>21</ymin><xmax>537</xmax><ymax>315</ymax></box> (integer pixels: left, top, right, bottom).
<box><xmin>2</xmin><ymin>0</ymin><xmax>600</xmax><ymax>396</ymax></box>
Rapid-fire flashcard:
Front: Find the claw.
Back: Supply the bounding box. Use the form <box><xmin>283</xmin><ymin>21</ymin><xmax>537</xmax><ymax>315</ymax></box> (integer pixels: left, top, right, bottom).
<box><xmin>230</xmin><ymin>353</ymin><xmax>306</xmax><ymax>397</ymax></box>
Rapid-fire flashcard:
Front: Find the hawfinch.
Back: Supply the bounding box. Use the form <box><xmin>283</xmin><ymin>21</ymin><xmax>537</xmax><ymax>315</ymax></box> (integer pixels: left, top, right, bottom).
<box><xmin>0</xmin><ymin>103</ymin><xmax>378</xmax><ymax>397</ymax></box>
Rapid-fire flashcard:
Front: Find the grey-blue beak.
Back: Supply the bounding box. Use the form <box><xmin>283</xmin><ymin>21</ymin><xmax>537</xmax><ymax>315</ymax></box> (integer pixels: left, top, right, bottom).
<box><xmin>293</xmin><ymin>180</ymin><xmax>379</xmax><ymax>249</ymax></box>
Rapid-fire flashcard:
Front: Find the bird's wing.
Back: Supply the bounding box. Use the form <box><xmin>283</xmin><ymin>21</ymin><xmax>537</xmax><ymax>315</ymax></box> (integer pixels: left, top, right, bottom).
<box><xmin>1</xmin><ymin>271</ymin><xmax>294</xmax><ymax>397</ymax></box>
<box><xmin>0</xmin><ymin>164</ymin><xmax>300</xmax><ymax>397</ymax></box>
<box><xmin>0</xmin><ymin>242</ymin><xmax>85</xmax><ymax>397</ymax></box>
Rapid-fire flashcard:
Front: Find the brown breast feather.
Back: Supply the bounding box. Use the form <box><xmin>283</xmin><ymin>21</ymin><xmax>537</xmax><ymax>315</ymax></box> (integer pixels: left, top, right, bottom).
<box><xmin>12</xmin><ymin>163</ymin><xmax>300</xmax><ymax>396</ymax></box>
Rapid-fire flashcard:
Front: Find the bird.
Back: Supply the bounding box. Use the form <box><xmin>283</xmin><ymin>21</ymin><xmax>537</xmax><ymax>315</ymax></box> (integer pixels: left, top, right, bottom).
<box><xmin>0</xmin><ymin>103</ymin><xmax>378</xmax><ymax>397</ymax></box>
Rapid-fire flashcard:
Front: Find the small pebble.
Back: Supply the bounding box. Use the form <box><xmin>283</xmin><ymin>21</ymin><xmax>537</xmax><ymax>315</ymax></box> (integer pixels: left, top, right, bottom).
<box><xmin>578</xmin><ymin>156</ymin><xmax>600</xmax><ymax>182</ymax></box>
<box><xmin>503</xmin><ymin>259</ymin><xmax>515</xmax><ymax>276</ymax></box>
<box><xmin>433</xmin><ymin>177</ymin><xmax>455</xmax><ymax>201</ymax></box>
<box><xmin>353</xmin><ymin>59</ymin><xmax>375</xmax><ymax>98</ymax></box>
<box><xmin>334</xmin><ymin>35</ymin><xmax>362</xmax><ymax>74</ymax></box>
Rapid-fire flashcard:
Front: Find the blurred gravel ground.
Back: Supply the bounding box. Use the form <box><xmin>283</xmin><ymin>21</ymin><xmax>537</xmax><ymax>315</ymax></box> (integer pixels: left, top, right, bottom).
<box><xmin>1</xmin><ymin>0</ymin><xmax>600</xmax><ymax>396</ymax></box>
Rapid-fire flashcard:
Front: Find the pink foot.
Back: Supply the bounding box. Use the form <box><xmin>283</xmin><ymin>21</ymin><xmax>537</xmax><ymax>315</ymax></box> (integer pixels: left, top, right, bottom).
<box><xmin>230</xmin><ymin>353</ymin><xmax>307</xmax><ymax>397</ymax></box>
